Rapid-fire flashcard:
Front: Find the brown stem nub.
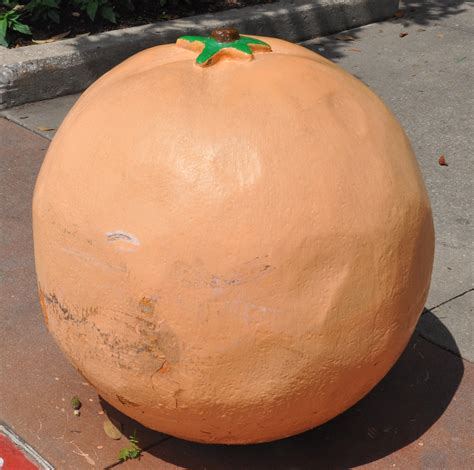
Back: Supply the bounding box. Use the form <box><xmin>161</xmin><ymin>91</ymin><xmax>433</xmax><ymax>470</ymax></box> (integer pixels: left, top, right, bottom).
<box><xmin>210</xmin><ymin>27</ymin><xmax>240</xmax><ymax>43</ymax></box>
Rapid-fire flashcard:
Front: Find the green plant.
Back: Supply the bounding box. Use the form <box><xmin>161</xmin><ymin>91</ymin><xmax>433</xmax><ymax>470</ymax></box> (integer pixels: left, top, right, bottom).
<box><xmin>71</xmin><ymin>396</ymin><xmax>82</xmax><ymax>410</ymax></box>
<box><xmin>25</xmin><ymin>0</ymin><xmax>61</xmax><ymax>24</ymax></box>
<box><xmin>73</xmin><ymin>0</ymin><xmax>117</xmax><ymax>23</ymax></box>
<box><xmin>118</xmin><ymin>430</ymin><xmax>142</xmax><ymax>462</ymax></box>
<box><xmin>0</xmin><ymin>5</ymin><xmax>31</xmax><ymax>47</ymax></box>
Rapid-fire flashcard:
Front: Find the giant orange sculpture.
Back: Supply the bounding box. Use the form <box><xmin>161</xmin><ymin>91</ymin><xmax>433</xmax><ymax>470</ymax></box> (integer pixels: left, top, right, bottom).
<box><xmin>33</xmin><ymin>29</ymin><xmax>434</xmax><ymax>444</ymax></box>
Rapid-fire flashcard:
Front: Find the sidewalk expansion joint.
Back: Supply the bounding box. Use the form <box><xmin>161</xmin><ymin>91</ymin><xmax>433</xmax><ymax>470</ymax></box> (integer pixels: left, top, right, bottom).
<box><xmin>1</xmin><ymin>116</ymin><xmax>51</xmax><ymax>142</ymax></box>
<box><xmin>428</xmin><ymin>288</ymin><xmax>474</xmax><ymax>312</ymax></box>
<box><xmin>418</xmin><ymin>332</ymin><xmax>472</xmax><ymax>363</ymax></box>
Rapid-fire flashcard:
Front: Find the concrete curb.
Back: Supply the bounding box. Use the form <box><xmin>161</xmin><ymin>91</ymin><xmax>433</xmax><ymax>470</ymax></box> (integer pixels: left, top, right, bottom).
<box><xmin>0</xmin><ymin>0</ymin><xmax>399</xmax><ymax>109</ymax></box>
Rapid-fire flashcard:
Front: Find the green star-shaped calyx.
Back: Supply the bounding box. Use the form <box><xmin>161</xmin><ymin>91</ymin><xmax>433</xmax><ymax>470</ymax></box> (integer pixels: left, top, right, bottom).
<box><xmin>177</xmin><ymin>28</ymin><xmax>272</xmax><ymax>66</ymax></box>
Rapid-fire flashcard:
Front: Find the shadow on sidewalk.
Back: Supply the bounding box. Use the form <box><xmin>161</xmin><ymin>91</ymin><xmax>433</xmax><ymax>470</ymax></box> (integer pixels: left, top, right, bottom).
<box><xmin>301</xmin><ymin>0</ymin><xmax>470</xmax><ymax>62</ymax></box>
<box><xmin>101</xmin><ymin>311</ymin><xmax>463</xmax><ymax>469</ymax></box>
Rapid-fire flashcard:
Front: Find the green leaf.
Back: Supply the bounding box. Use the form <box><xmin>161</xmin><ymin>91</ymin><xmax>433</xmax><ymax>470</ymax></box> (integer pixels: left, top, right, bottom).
<box><xmin>86</xmin><ymin>0</ymin><xmax>98</xmax><ymax>21</ymax></box>
<box><xmin>118</xmin><ymin>448</ymin><xmax>130</xmax><ymax>462</ymax></box>
<box><xmin>196</xmin><ymin>42</ymin><xmax>220</xmax><ymax>65</ymax></box>
<box><xmin>129</xmin><ymin>447</ymin><xmax>141</xmax><ymax>458</ymax></box>
<box><xmin>100</xmin><ymin>5</ymin><xmax>116</xmax><ymax>23</ymax></box>
<box><xmin>12</xmin><ymin>21</ymin><xmax>32</xmax><ymax>35</ymax></box>
<box><xmin>70</xmin><ymin>396</ymin><xmax>81</xmax><ymax>410</ymax></box>
<box><xmin>48</xmin><ymin>9</ymin><xmax>60</xmax><ymax>23</ymax></box>
<box><xmin>0</xmin><ymin>17</ymin><xmax>8</xmax><ymax>41</ymax></box>
<box><xmin>178</xmin><ymin>34</ymin><xmax>271</xmax><ymax>66</ymax></box>
<box><xmin>5</xmin><ymin>10</ymin><xmax>19</xmax><ymax>21</ymax></box>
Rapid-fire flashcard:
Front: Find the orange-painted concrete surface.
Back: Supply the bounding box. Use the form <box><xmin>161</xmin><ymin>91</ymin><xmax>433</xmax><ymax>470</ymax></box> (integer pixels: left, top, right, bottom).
<box><xmin>33</xmin><ymin>36</ymin><xmax>434</xmax><ymax>443</ymax></box>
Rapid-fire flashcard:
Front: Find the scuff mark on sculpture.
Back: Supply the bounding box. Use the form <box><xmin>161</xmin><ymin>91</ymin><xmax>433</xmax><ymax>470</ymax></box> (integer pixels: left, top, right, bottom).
<box><xmin>174</xmin><ymin>388</ymin><xmax>183</xmax><ymax>409</ymax></box>
<box><xmin>117</xmin><ymin>394</ymin><xmax>139</xmax><ymax>407</ymax></box>
<box><xmin>106</xmin><ymin>231</ymin><xmax>140</xmax><ymax>245</ymax></box>
<box><xmin>208</xmin><ymin>256</ymin><xmax>274</xmax><ymax>289</ymax></box>
<box><xmin>135</xmin><ymin>321</ymin><xmax>180</xmax><ymax>364</ymax></box>
<box><xmin>156</xmin><ymin>359</ymin><xmax>171</xmax><ymax>374</ymax></box>
<box><xmin>210</xmin><ymin>276</ymin><xmax>241</xmax><ymax>287</ymax></box>
<box><xmin>43</xmin><ymin>291</ymin><xmax>74</xmax><ymax>321</ymax></box>
<box><xmin>41</xmin><ymin>290</ymin><xmax>98</xmax><ymax>325</ymax></box>
<box><xmin>94</xmin><ymin>319</ymin><xmax>175</xmax><ymax>373</ymax></box>
<box><xmin>37</xmin><ymin>285</ymin><xmax>49</xmax><ymax>325</ymax></box>
<box><xmin>139</xmin><ymin>297</ymin><xmax>155</xmax><ymax>315</ymax></box>
<box><xmin>61</xmin><ymin>246</ymin><xmax>128</xmax><ymax>272</ymax></box>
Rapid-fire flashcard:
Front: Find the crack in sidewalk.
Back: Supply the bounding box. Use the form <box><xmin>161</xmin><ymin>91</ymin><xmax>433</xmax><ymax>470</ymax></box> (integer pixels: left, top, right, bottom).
<box><xmin>419</xmin><ymin>288</ymin><xmax>473</xmax><ymax>362</ymax></box>
<box><xmin>417</xmin><ymin>332</ymin><xmax>472</xmax><ymax>363</ymax></box>
<box><xmin>427</xmin><ymin>288</ymin><xmax>473</xmax><ymax>312</ymax></box>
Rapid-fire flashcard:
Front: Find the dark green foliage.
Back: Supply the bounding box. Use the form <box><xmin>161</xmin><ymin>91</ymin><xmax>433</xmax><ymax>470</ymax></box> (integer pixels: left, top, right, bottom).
<box><xmin>26</xmin><ymin>0</ymin><xmax>61</xmax><ymax>24</ymax></box>
<box><xmin>0</xmin><ymin>2</ymin><xmax>32</xmax><ymax>47</ymax></box>
<box><xmin>0</xmin><ymin>0</ymin><xmax>132</xmax><ymax>46</ymax></box>
<box><xmin>73</xmin><ymin>0</ymin><xmax>117</xmax><ymax>24</ymax></box>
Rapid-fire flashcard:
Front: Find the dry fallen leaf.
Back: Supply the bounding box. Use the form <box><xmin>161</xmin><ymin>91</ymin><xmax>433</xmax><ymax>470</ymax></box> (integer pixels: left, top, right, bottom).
<box><xmin>32</xmin><ymin>31</ymin><xmax>70</xmax><ymax>44</ymax></box>
<box><xmin>417</xmin><ymin>28</ymin><xmax>426</xmax><ymax>32</ymax></box>
<box><xmin>394</xmin><ymin>10</ymin><xmax>406</xmax><ymax>18</ymax></box>
<box><xmin>37</xmin><ymin>126</ymin><xmax>55</xmax><ymax>131</ymax></box>
<box><xmin>334</xmin><ymin>34</ymin><xmax>355</xmax><ymax>42</ymax></box>
<box><xmin>103</xmin><ymin>418</ymin><xmax>122</xmax><ymax>440</ymax></box>
<box><xmin>349</xmin><ymin>48</ymin><xmax>361</xmax><ymax>53</ymax></box>
<box><xmin>437</xmin><ymin>33</ymin><xmax>444</xmax><ymax>38</ymax></box>
<box><xmin>399</xmin><ymin>32</ymin><xmax>408</xmax><ymax>38</ymax></box>
<box><xmin>438</xmin><ymin>155</ymin><xmax>448</xmax><ymax>166</ymax></box>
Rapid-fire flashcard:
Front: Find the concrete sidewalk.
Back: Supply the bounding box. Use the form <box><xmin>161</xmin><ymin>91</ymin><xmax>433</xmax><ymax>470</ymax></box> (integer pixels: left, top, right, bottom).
<box><xmin>1</xmin><ymin>1</ymin><xmax>472</xmax><ymax>468</ymax></box>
